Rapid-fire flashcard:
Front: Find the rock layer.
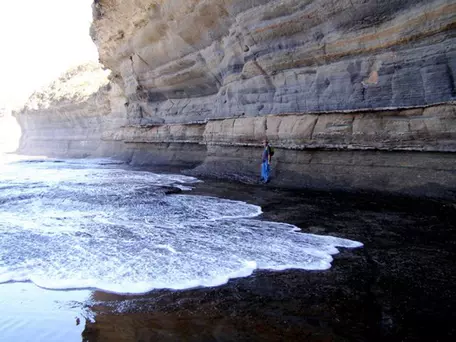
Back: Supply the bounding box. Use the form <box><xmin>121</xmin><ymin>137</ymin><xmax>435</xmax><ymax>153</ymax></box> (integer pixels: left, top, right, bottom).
<box><xmin>90</xmin><ymin>0</ymin><xmax>456</xmax><ymax>123</ymax></box>
<box><xmin>14</xmin><ymin>0</ymin><xmax>456</xmax><ymax>198</ymax></box>
<box><xmin>15</xmin><ymin>63</ymin><xmax>126</xmax><ymax>157</ymax></box>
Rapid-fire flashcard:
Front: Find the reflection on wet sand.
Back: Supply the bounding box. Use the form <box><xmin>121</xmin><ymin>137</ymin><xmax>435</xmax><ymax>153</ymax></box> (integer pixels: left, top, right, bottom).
<box><xmin>83</xmin><ymin>282</ymin><xmax>340</xmax><ymax>342</ymax></box>
<box><xmin>0</xmin><ymin>283</ymin><xmax>88</xmax><ymax>342</ymax></box>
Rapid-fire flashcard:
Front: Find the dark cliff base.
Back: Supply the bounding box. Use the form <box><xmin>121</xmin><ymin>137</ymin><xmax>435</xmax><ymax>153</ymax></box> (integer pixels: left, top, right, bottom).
<box><xmin>185</xmin><ymin>146</ymin><xmax>456</xmax><ymax>201</ymax></box>
<box><xmin>16</xmin><ymin>103</ymin><xmax>456</xmax><ymax>201</ymax></box>
<box><xmin>83</xmin><ymin>178</ymin><xmax>456</xmax><ymax>342</ymax></box>
<box><xmin>16</xmin><ymin>139</ymin><xmax>456</xmax><ymax>200</ymax></box>
<box><xmin>43</xmin><ymin>140</ymin><xmax>453</xmax><ymax>201</ymax></box>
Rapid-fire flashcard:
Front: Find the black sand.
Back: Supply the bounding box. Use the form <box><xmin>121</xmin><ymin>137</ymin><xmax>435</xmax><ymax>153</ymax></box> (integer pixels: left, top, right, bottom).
<box><xmin>81</xmin><ymin>178</ymin><xmax>456</xmax><ymax>342</ymax></box>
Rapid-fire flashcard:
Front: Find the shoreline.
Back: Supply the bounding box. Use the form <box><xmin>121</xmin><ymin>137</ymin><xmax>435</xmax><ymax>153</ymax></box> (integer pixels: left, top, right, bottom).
<box><xmin>1</xmin><ymin>162</ymin><xmax>455</xmax><ymax>341</ymax></box>
<box><xmin>81</xmin><ymin>176</ymin><xmax>456</xmax><ymax>341</ymax></box>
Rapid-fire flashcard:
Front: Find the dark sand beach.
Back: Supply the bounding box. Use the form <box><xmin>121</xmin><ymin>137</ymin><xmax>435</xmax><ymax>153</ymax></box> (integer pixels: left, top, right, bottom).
<box><xmin>1</xmin><ymin>172</ymin><xmax>455</xmax><ymax>342</ymax></box>
<box><xmin>52</xmin><ymin>179</ymin><xmax>456</xmax><ymax>341</ymax></box>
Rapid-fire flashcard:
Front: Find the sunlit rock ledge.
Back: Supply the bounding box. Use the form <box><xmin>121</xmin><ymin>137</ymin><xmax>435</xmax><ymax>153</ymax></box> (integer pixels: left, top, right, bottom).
<box><xmin>13</xmin><ymin>0</ymin><xmax>456</xmax><ymax>199</ymax></box>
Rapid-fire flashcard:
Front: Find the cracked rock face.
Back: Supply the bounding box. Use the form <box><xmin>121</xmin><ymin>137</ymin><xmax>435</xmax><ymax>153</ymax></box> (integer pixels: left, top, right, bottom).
<box><xmin>91</xmin><ymin>0</ymin><xmax>456</xmax><ymax>125</ymax></box>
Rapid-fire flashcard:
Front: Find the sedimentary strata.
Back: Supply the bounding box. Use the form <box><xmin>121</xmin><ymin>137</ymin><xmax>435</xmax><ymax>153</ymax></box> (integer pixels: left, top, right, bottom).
<box><xmin>14</xmin><ymin>0</ymin><xmax>456</xmax><ymax>198</ymax></box>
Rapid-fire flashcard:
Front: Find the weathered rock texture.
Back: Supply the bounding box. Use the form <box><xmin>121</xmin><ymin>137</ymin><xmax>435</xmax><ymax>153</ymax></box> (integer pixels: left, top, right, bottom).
<box><xmin>91</xmin><ymin>0</ymin><xmax>456</xmax><ymax>122</ymax></box>
<box><xmin>15</xmin><ymin>63</ymin><xmax>126</xmax><ymax>157</ymax></box>
<box><xmin>14</xmin><ymin>0</ymin><xmax>456</xmax><ymax>198</ymax></box>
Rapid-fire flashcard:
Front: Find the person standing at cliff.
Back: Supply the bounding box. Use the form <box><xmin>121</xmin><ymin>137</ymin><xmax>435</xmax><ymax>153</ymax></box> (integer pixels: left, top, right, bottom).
<box><xmin>260</xmin><ymin>139</ymin><xmax>273</xmax><ymax>183</ymax></box>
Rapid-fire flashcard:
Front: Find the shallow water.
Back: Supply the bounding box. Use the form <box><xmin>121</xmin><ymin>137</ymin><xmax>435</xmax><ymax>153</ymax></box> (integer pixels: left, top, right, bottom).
<box><xmin>0</xmin><ymin>156</ymin><xmax>361</xmax><ymax>295</ymax></box>
<box><xmin>0</xmin><ymin>155</ymin><xmax>455</xmax><ymax>341</ymax></box>
<box><xmin>0</xmin><ymin>282</ymin><xmax>89</xmax><ymax>342</ymax></box>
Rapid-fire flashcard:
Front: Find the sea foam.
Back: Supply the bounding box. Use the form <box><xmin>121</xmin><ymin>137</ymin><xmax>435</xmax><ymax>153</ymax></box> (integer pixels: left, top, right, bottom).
<box><xmin>0</xmin><ymin>158</ymin><xmax>362</xmax><ymax>294</ymax></box>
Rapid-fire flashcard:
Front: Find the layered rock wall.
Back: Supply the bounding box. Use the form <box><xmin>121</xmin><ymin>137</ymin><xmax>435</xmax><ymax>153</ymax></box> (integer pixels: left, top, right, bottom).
<box><xmin>91</xmin><ymin>0</ymin><xmax>456</xmax><ymax>124</ymax></box>
<box><xmin>14</xmin><ymin>0</ymin><xmax>456</xmax><ymax>198</ymax></box>
<box><xmin>14</xmin><ymin>63</ymin><xmax>128</xmax><ymax>158</ymax></box>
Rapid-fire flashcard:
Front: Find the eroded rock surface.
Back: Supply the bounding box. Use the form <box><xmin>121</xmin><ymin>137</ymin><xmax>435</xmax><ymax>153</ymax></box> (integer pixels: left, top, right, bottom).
<box><xmin>14</xmin><ymin>0</ymin><xmax>456</xmax><ymax>198</ymax></box>
<box><xmin>91</xmin><ymin>0</ymin><xmax>456</xmax><ymax>123</ymax></box>
<box><xmin>14</xmin><ymin>63</ymin><xmax>127</xmax><ymax>157</ymax></box>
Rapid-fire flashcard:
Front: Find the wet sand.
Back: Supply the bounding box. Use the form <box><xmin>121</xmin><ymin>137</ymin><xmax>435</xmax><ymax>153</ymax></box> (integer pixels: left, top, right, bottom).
<box><xmin>1</xmin><ymin>177</ymin><xmax>455</xmax><ymax>341</ymax></box>
<box><xmin>82</xmin><ymin>179</ymin><xmax>456</xmax><ymax>341</ymax></box>
<box><xmin>0</xmin><ymin>282</ymin><xmax>89</xmax><ymax>342</ymax></box>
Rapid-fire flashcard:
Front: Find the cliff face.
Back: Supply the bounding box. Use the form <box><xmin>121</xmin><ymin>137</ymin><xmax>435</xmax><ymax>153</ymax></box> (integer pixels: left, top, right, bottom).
<box><xmin>91</xmin><ymin>0</ymin><xmax>456</xmax><ymax>122</ymax></box>
<box><xmin>14</xmin><ymin>0</ymin><xmax>456</xmax><ymax>198</ymax></box>
<box><xmin>14</xmin><ymin>63</ymin><xmax>126</xmax><ymax>157</ymax></box>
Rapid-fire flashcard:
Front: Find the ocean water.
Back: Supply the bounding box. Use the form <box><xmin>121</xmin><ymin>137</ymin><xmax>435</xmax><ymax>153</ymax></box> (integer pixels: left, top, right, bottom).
<box><xmin>0</xmin><ymin>155</ymin><xmax>363</xmax><ymax>294</ymax></box>
<box><xmin>0</xmin><ymin>282</ymin><xmax>89</xmax><ymax>342</ymax></box>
